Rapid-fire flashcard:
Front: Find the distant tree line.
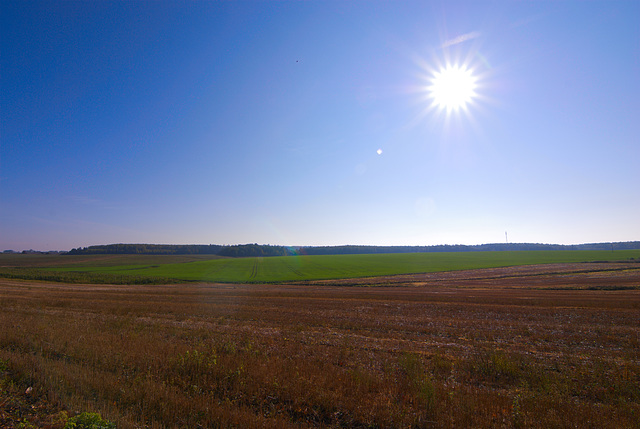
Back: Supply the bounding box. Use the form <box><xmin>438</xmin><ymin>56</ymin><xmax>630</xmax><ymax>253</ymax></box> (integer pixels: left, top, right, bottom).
<box><xmin>67</xmin><ymin>241</ymin><xmax>640</xmax><ymax>258</ymax></box>
<box><xmin>68</xmin><ymin>244</ymin><xmax>224</xmax><ymax>255</ymax></box>
<box><xmin>293</xmin><ymin>241</ymin><xmax>640</xmax><ymax>255</ymax></box>
<box><xmin>218</xmin><ymin>244</ymin><xmax>289</xmax><ymax>257</ymax></box>
<box><xmin>67</xmin><ymin>244</ymin><xmax>288</xmax><ymax>257</ymax></box>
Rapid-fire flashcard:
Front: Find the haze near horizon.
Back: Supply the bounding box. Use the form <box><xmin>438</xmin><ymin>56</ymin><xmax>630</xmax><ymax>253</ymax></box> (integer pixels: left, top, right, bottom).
<box><xmin>1</xmin><ymin>1</ymin><xmax>639</xmax><ymax>251</ymax></box>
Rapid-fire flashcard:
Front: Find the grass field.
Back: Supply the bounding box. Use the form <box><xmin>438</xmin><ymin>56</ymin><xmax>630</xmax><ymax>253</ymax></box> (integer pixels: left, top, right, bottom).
<box><xmin>1</xmin><ymin>262</ymin><xmax>639</xmax><ymax>428</ymax></box>
<box><xmin>2</xmin><ymin>249</ymin><xmax>639</xmax><ymax>284</ymax></box>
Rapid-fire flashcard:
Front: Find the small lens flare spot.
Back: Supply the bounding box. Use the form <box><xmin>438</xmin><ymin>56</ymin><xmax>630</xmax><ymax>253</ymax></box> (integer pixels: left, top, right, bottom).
<box><xmin>377</xmin><ymin>149</ymin><xmax>383</xmax><ymax>155</ymax></box>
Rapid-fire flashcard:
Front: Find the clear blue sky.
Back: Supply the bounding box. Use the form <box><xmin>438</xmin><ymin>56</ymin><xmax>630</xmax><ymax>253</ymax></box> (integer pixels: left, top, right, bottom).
<box><xmin>1</xmin><ymin>1</ymin><xmax>639</xmax><ymax>251</ymax></box>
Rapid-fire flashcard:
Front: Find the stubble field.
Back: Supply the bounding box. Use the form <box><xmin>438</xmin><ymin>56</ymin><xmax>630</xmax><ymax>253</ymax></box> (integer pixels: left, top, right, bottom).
<box><xmin>1</xmin><ymin>262</ymin><xmax>639</xmax><ymax>428</ymax></box>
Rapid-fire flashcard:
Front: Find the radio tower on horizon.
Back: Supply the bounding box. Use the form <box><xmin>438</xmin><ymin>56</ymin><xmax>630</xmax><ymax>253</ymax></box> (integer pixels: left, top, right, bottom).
<box><xmin>505</xmin><ymin>231</ymin><xmax>508</xmax><ymax>244</ymax></box>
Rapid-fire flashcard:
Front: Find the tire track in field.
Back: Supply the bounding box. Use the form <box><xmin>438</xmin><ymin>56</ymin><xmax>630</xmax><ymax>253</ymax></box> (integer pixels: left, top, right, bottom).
<box><xmin>283</xmin><ymin>258</ymin><xmax>305</xmax><ymax>279</ymax></box>
<box><xmin>249</xmin><ymin>258</ymin><xmax>260</xmax><ymax>280</ymax></box>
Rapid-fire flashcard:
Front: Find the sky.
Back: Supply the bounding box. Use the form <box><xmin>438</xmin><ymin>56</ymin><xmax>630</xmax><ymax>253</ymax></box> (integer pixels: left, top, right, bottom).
<box><xmin>1</xmin><ymin>1</ymin><xmax>639</xmax><ymax>251</ymax></box>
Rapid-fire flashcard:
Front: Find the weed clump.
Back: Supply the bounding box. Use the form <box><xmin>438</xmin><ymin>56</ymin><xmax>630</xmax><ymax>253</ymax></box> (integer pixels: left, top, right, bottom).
<box><xmin>64</xmin><ymin>412</ymin><xmax>115</xmax><ymax>429</ymax></box>
<box><xmin>397</xmin><ymin>353</ymin><xmax>436</xmax><ymax>417</ymax></box>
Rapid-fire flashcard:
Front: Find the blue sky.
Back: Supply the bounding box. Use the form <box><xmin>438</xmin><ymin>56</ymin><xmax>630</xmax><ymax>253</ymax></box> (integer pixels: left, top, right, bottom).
<box><xmin>1</xmin><ymin>1</ymin><xmax>639</xmax><ymax>251</ymax></box>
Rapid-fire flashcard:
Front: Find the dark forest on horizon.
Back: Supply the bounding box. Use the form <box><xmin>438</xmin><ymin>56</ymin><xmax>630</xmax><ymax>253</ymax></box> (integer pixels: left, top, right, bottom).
<box><xmin>64</xmin><ymin>241</ymin><xmax>640</xmax><ymax>258</ymax></box>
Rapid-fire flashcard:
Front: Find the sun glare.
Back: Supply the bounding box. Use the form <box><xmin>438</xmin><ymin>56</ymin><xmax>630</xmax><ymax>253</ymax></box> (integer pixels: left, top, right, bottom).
<box><xmin>428</xmin><ymin>65</ymin><xmax>477</xmax><ymax>111</ymax></box>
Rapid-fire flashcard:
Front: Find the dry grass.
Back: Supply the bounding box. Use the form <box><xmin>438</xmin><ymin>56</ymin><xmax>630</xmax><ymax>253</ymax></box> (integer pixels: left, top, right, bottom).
<box><xmin>1</xmin><ymin>263</ymin><xmax>639</xmax><ymax>428</ymax></box>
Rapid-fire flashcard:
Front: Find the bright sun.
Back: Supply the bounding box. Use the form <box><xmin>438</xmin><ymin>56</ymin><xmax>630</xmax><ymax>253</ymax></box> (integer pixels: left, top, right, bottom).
<box><xmin>428</xmin><ymin>65</ymin><xmax>477</xmax><ymax>111</ymax></box>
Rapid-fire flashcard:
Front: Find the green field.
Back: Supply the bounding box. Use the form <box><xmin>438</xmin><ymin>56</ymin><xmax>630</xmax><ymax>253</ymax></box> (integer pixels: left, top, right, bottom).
<box><xmin>27</xmin><ymin>249</ymin><xmax>639</xmax><ymax>284</ymax></box>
